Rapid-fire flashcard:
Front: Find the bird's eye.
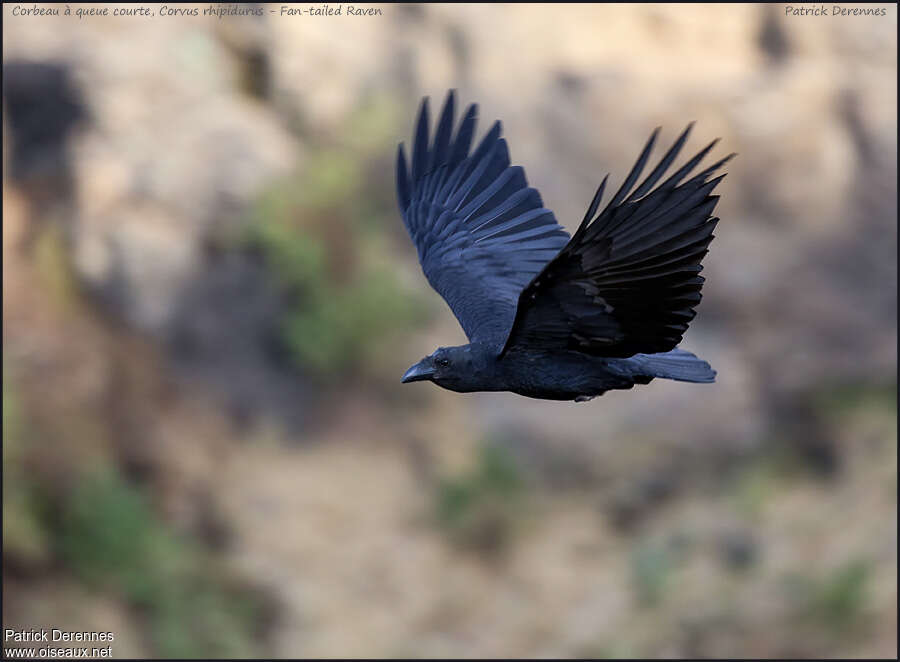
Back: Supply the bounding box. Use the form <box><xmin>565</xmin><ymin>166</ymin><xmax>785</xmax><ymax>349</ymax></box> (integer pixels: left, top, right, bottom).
<box><xmin>436</xmin><ymin>358</ymin><xmax>450</xmax><ymax>367</ymax></box>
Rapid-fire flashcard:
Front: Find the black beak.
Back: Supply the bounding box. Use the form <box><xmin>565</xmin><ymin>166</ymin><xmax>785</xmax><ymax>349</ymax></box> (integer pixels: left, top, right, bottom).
<box><xmin>401</xmin><ymin>359</ymin><xmax>434</xmax><ymax>383</ymax></box>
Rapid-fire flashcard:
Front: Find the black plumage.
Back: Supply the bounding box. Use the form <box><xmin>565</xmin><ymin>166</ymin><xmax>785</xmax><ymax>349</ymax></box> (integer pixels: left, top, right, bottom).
<box><xmin>396</xmin><ymin>91</ymin><xmax>732</xmax><ymax>402</ymax></box>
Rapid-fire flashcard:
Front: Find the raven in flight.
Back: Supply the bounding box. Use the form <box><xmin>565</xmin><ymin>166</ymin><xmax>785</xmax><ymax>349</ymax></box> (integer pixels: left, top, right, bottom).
<box><xmin>396</xmin><ymin>91</ymin><xmax>732</xmax><ymax>402</ymax></box>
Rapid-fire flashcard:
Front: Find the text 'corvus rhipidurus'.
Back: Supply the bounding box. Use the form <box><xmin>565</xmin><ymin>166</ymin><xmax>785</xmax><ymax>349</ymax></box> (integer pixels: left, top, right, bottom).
<box><xmin>396</xmin><ymin>91</ymin><xmax>732</xmax><ymax>402</ymax></box>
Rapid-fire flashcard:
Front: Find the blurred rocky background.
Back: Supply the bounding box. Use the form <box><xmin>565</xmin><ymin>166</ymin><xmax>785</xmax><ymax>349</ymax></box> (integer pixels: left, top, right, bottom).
<box><xmin>2</xmin><ymin>3</ymin><xmax>896</xmax><ymax>658</ymax></box>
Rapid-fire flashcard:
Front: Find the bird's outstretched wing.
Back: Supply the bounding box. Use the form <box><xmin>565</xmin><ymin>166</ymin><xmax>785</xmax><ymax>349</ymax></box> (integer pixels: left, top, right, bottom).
<box><xmin>396</xmin><ymin>92</ymin><xmax>570</xmax><ymax>345</ymax></box>
<box><xmin>501</xmin><ymin>126</ymin><xmax>734</xmax><ymax>358</ymax></box>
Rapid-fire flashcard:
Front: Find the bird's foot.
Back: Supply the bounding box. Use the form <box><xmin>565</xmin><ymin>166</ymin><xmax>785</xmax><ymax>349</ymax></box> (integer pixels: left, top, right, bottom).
<box><xmin>574</xmin><ymin>395</ymin><xmax>596</xmax><ymax>403</ymax></box>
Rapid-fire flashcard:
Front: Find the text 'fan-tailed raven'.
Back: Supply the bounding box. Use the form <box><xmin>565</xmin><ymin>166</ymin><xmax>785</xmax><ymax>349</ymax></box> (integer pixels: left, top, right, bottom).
<box><xmin>396</xmin><ymin>91</ymin><xmax>732</xmax><ymax>402</ymax></box>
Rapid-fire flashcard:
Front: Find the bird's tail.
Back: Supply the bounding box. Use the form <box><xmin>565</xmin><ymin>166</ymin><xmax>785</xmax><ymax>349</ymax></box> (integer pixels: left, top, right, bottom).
<box><xmin>627</xmin><ymin>348</ymin><xmax>716</xmax><ymax>383</ymax></box>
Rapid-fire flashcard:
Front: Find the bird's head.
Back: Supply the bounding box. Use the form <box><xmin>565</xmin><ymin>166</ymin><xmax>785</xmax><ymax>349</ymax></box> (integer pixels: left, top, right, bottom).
<box><xmin>401</xmin><ymin>345</ymin><xmax>491</xmax><ymax>392</ymax></box>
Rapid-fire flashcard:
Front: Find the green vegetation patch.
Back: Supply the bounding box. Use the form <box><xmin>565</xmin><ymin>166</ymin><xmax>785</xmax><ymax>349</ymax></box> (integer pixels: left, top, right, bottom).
<box><xmin>5</xmin><ymin>370</ymin><xmax>269</xmax><ymax>658</ymax></box>
<box><xmin>3</xmin><ymin>373</ymin><xmax>53</xmax><ymax>565</ymax></box>
<box><xmin>435</xmin><ymin>443</ymin><xmax>527</xmax><ymax>554</ymax></box>
<box><xmin>242</xmin><ymin>99</ymin><xmax>428</xmax><ymax>382</ymax></box>
<box><xmin>58</xmin><ymin>469</ymin><xmax>266</xmax><ymax>658</ymax></box>
<box><xmin>785</xmin><ymin>559</ymin><xmax>872</xmax><ymax>633</ymax></box>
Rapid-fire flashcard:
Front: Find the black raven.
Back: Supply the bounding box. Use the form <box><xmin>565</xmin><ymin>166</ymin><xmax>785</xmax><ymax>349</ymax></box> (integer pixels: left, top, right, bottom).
<box><xmin>396</xmin><ymin>91</ymin><xmax>732</xmax><ymax>402</ymax></box>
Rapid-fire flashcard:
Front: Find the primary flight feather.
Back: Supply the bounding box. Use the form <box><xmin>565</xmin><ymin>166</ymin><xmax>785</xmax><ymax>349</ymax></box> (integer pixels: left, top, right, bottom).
<box><xmin>396</xmin><ymin>91</ymin><xmax>732</xmax><ymax>402</ymax></box>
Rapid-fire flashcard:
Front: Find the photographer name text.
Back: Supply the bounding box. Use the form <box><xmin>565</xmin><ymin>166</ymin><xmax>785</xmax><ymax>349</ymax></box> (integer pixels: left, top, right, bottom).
<box><xmin>4</xmin><ymin>629</ymin><xmax>114</xmax><ymax>659</ymax></box>
<box><xmin>785</xmin><ymin>4</ymin><xmax>889</xmax><ymax>16</ymax></box>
